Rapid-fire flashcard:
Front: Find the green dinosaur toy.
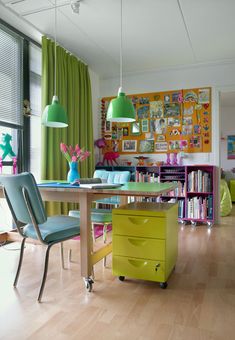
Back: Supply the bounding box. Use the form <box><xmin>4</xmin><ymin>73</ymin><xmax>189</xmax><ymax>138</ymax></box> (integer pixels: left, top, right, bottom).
<box><xmin>0</xmin><ymin>133</ymin><xmax>16</xmax><ymax>160</ymax></box>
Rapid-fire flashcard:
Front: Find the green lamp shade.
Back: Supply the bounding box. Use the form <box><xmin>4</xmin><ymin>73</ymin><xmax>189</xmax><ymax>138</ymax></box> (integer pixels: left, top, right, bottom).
<box><xmin>106</xmin><ymin>91</ymin><xmax>136</xmax><ymax>122</ymax></box>
<box><xmin>42</xmin><ymin>96</ymin><xmax>68</xmax><ymax>128</ymax></box>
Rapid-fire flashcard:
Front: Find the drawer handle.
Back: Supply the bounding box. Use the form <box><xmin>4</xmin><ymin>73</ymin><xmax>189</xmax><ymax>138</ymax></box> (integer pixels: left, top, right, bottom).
<box><xmin>128</xmin><ymin>238</ymin><xmax>146</xmax><ymax>247</ymax></box>
<box><xmin>128</xmin><ymin>259</ymin><xmax>148</xmax><ymax>268</ymax></box>
<box><xmin>128</xmin><ymin>217</ymin><xmax>149</xmax><ymax>225</ymax></box>
<box><xmin>155</xmin><ymin>263</ymin><xmax>160</xmax><ymax>271</ymax></box>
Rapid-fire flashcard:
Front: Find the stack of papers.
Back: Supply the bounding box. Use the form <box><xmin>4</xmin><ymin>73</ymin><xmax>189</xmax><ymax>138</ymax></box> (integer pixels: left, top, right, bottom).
<box><xmin>79</xmin><ymin>183</ymin><xmax>123</xmax><ymax>189</ymax></box>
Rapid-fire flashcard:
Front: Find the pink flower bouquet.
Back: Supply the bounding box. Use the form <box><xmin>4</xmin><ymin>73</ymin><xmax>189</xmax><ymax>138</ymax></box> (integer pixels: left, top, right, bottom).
<box><xmin>60</xmin><ymin>143</ymin><xmax>90</xmax><ymax>163</ymax></box>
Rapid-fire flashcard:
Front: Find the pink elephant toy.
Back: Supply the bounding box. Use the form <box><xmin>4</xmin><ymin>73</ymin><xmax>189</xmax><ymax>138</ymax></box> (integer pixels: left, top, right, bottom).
<box><xmin>102</xmin><ymin>151</ymin><xmax>120</xmax><ymax>166</ymax></box>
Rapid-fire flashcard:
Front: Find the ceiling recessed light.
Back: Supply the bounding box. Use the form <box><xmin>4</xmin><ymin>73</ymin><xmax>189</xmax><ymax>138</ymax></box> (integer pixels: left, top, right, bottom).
<box><xmin>71</xmin><ymin>0</ymin><xmax>81</xmax><ymax>14</ymax></box>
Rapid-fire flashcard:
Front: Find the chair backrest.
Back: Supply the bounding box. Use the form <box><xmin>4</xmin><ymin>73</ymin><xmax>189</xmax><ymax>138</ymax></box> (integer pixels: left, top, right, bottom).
<box><xmin>0</xmin><ymin>172</ymin><xmax>47</xmax><ymax>225</ymax></box>
<box><xmin>93</xmin><ymin>170</ymin><xmax>131</xmax><ymax>184</ymax></box>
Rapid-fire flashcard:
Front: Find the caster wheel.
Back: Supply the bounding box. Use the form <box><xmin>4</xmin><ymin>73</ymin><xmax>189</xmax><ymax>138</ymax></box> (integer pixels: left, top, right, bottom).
<box><xmin>191</xmin><ymin>221</ymin><xmax>197</xmax><ymax>227</ymax></box>
<box><xmin>207</xmin><ymin>222</ymin><xmax>213</xmax><ymax>228</ymax></box>
<box><xmin>160</xmin><ymin>282</ymin><xmax>168</xmax><ymax>289</ymax></box>
<box><xmin>119</xmin><ymin>276</ymin><xmax>125</xmax><ymax>281</ymax></box>
<box><xmin>84</xmin><ymin>278</ymin><xmax>94</xmax><ymax>292</ymax></box>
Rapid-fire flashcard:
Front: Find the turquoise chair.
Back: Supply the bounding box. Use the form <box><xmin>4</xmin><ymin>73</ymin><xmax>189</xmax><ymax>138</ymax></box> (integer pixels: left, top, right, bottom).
<box><xmin>93</xmin><ymin>170</ymin><xmax>131</xmax><ymax>207</ymax></box>
<box><xmin>0</xmin><ymin>172</ymin><xmax>80</xmax><ymax>302</ymax></box>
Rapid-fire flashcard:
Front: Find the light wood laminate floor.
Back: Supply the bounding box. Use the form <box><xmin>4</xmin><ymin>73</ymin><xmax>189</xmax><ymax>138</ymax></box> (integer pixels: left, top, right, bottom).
<box><xmin>1</xmin><ymin>207</ymin><xmax>235</xmax><ymax>340</ymax></box>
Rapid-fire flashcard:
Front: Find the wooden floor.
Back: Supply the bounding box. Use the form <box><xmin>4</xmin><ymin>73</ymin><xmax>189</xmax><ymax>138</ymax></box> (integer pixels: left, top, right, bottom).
<box><xmin>1</xmin><ymin>208</ymin><xmax>235</xmax><ymax>340</ymax></box>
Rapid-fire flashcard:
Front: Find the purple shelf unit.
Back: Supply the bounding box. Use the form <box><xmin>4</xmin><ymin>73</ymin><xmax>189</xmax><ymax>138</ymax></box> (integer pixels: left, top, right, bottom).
<box><xmin>184</xmin><ymin>165</ymin><xmax>215</xmax><ymax>225</ymax></box>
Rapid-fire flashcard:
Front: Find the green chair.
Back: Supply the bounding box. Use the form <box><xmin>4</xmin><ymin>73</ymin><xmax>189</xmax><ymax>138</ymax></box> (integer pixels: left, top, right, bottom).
<box><xmin>0</xmin><ymin>172</ymin><xmax>80</xmax><ymax>302</ymax></box>
<box><xmin>69</xmin><ymin>208</ymin><xmax>112</xmax><ymax>243</ymax></box>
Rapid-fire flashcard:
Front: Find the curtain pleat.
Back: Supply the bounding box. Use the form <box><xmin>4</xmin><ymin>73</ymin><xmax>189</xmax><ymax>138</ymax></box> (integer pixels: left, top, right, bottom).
<box><xmin>41</xmin><ymin>36</ymin><xmax>94</xmax><ymax>215</ymax></box>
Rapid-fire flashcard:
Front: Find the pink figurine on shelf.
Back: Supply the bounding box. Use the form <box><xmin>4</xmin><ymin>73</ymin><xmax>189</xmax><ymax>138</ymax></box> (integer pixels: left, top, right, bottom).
<box><xmin>12</xmin><ymin>157</ymin><xmax>17</xmax><ymax>174</ymax></box>
<box><xmin>172</xmin><ymin>153</ymin><xmax>178</xmax><ymax>166</ymax></box>
<box><xmin>0</xmin><ymin>156</ymin><xmax>2</xmax><ymax>174</ymax></box>
<box><xmin>166</xmin><ymin>153</ymin><xmax>171</xmax><ymax>165</ymax></box>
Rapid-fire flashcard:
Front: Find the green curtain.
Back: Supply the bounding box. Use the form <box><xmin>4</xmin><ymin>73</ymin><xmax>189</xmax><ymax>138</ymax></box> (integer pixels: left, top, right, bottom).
<box><xmin>41</xmin><ymin>36</ymin><xmax>94</xmax><ymax>215</ymax></box>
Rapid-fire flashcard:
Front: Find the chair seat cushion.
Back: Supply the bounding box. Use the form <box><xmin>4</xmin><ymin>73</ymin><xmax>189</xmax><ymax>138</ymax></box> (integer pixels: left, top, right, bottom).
<box><xmin>23</xmin><ymin>216</ymin><xmax>80</xmax><ymax>243</ymax></box>
<box><xmin>94</xmin><ymin>196</ymin><xmax>120</xmax><ymax>205</ymax></box>
<box><xmin>69</xmin><ymin>208</ymin><xmax>112</xmax><ymax>223</ymax></box>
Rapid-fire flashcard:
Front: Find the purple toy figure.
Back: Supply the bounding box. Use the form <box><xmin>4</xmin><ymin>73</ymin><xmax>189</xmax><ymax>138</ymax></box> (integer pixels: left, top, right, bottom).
<box><xmin>166</xmin><ymin>153</ymin><xmax>171</xmax><ymax>165</ymax></box>
<box><xmin>172</xmin><ymin>153</ymin><xmax>178</xmax><ymax>166</ymax></box>
<box><xmin>12</xmin><ymin>157</ymin><xmax>17</xmax><ymax>174</ymax></box>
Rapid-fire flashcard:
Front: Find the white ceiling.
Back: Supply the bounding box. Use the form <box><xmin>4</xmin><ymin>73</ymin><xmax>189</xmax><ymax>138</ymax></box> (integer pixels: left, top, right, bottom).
<box><xmin>1</xmin><ymin>0</ymin><xmax>235</xmax><ymax>79</ymax></box>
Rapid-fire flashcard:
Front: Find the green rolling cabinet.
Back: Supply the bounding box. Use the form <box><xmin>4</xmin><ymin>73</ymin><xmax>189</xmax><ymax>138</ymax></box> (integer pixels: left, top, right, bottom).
<box><xmin>112</xmin><ymin>202</ymin><xmax>178</xmax><ymax>288</ymax></box>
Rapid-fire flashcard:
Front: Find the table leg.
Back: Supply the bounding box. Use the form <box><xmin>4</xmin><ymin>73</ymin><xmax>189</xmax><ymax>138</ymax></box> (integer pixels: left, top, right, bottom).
<box><xmin>79</xmin><ymin>193</ymin><xmax>92</xmax><ymax>278</ymax></box>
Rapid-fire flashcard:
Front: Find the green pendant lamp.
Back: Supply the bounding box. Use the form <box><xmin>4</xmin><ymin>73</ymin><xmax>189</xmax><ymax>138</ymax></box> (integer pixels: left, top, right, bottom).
<box><xmin>42</xmin><ymin>0</ymin><xmax>68</xmax><ymax>128</ymax></box>
<box><xmin>106</xmin><ymin>0</ymin><xmax>135</xmax><ymax>123</ymax></box>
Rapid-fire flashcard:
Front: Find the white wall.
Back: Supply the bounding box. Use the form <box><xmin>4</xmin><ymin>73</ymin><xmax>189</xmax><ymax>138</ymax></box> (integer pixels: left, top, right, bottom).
<box><xmin>100</xmin><ymin>61</ymin><xmax>235</xmax><ymax>167</ymax></box>
<box><xmin>220</xmin><ymin>105</ymin><xmax>235</xmax><ymax>170</ymax></box>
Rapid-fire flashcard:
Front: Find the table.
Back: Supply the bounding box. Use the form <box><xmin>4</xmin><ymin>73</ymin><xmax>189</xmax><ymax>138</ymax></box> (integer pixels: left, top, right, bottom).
<box><xmin>0</xmin><ymin>181</ymin><xmax>177</xmax><ymax>290</ymax></box>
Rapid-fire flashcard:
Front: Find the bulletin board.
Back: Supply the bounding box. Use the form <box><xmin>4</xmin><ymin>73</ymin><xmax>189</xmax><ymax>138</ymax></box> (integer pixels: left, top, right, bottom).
<box><xmin>100</xmin><ymin>87</ymin><xmax>211</xmax><ymax>154</ymax></box>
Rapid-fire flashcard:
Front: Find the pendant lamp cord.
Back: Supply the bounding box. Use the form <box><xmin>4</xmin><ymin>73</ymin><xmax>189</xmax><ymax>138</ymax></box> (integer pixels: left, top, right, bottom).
<box><xmin>54</xmin><ymin>0</ymin><xmax>57</xmax><ymax>96</ymax></box>
<box><xmin>120</xmin><ymin>0</ymin><xmax>123</xmax><ymax>89</ymax></box>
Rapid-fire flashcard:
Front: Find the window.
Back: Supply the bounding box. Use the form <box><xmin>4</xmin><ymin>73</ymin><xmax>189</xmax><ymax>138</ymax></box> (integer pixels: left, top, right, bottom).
<box><xmin>29</xmin><ymin>43</ymin><xmax>42</xmax><ymax>181</ymax></box>
<box><xmin>0</xmin><ymin>23</ymin><xmax>23</xmax><ymax>232</ymax></box>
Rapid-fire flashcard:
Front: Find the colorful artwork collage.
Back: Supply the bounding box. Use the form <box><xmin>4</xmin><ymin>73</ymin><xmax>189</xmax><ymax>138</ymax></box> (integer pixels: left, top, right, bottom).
<box><xmin>101</xmin><ymin>87</ymin><xmax>211</xmax><ymax>154</ymax></box>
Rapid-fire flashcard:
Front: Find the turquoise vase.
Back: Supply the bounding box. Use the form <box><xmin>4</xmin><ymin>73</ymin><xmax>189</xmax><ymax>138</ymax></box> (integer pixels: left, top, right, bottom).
<box><xmin>67</xmin><ymin>161</ymin><xmax>80</xmax><ymax>183</ymax></box>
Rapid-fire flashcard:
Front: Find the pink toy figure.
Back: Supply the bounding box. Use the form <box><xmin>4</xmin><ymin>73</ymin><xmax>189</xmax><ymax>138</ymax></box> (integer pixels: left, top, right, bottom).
<box><xmin>0</xmin><ymin>156</ymin><xmax>2</xmax><ymax>174</ymax></box>
<box><xmin>172</xmin><ymin>153</ymin><xmax>178</xmax><ymax>166</ymax></box>
<box><xmin>102</xmin><ymin>151</ymin><xmax>119</xmax><ymax>166</ymax></box>
<box><xmin>166</xmin><ymin>153</ymin><xmax>171</xmax><ymax>165</ymax></box>
<box><xmin>12</xmin><ymin>157</ymin><xmax>17</xmax><ymax>174</ymax></box>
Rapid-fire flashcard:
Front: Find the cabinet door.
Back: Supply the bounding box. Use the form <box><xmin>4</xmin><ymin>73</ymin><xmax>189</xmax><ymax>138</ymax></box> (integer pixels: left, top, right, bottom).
<box><xmin>113</xmin><ymin>235</ymin><xmax>165</xmax><ymax>260</ymax></box>
<box><xmin>113</xmin><ymin>215</ymin><xmax>166</xmax><ymax>238</ymax></box>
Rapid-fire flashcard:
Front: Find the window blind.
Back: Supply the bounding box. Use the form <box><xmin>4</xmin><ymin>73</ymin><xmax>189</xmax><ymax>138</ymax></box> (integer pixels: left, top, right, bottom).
<box><xmin>0</xmin><ymin>23</ymin><xmax>23</xmax><ymax>128</ymax></box>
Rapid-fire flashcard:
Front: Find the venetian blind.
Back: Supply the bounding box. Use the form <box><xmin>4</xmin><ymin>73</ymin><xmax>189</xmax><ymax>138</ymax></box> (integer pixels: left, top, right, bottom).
<box><xmin>0</xmin><ymin>23</ymin><xmax>23</xmax><ymax>127</ymax></box>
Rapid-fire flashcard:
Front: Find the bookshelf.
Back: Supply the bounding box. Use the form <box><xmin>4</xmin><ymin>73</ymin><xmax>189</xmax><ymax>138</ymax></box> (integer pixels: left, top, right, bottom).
<box><xmin>95</xmin><ymin>164</ymin><xmax>215</xmax><ymax>226</ymax></box>
<box><xmin>185</xmin><ymin>165</ymin><xmax>215</xmax><ymax>226</ymax></box>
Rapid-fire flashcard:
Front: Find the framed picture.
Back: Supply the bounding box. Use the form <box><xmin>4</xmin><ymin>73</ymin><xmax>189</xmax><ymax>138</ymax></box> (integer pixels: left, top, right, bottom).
<box><xmin>131</xmin><ymin>122</ymin><xmax>140</xmax><ymax>135</ymax></box>
<box><xmin>122</xmin><ymin>140</ymin><xmax>137</xmax><ymax>152</ymax></box>
<box><xmin>164</xmin><ymin>103</ymin><xmax>180</xmax><ymax>117</ymax></box>
<box><xmin>155</xmin><ymin>142</ymin><xmax>168</xmax><ymax>152</ymax></box>
<box><xmin>139</xmin><ymin>140</ymin><xmax>154</xmax><ymax>153</ymax></box>
<box><xmin>227</xmin><ymin>135</ymin><xmax>235</xmax><ymax>159</ymax></box>
<box><xmin>141</xmin><ymin>119</ymin><xmax>149</xmax><ymax>133</ymax></box>
<box><xmin>105</xmin><ymin>120</ymin><xmax>112</xmax><ymax>132</ymax></box>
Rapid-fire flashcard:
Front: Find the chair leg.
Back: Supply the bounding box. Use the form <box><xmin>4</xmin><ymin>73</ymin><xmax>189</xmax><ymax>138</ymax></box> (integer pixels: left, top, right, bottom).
<box><xmin>38</xmin><ymin>244</ymin><xmax>53</xmax><ymax>303</ymax></box>
<box><xmin>92</xmin><ymin>222</ymin><xmax>96</xmax><ymax>242</ymax></box>
<box><xmin>60</xmin><ymin>242</ymin><xmax>65</xmax><ymax>269</ymax></box>
<box><xmin>13</xmin><ymin>237</ymin><xmax>26</xmax><ymax>287</ymax></box>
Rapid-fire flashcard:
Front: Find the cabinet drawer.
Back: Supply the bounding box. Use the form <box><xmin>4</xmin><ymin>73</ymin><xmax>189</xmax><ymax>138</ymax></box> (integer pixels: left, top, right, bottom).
<box><xmin>113</xmin><ymin>256</ymin><xmax>166</xmax><ymax>282</ymax></box>
<box><xmin>113</xmin><ymin>214</ymin><xmax>166</xmax><ymax>238</ymax></box>
<box><xmin>113</xmin><ymin>235</ymin><xmax>165</xmax><ymax>260</ymax></box>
